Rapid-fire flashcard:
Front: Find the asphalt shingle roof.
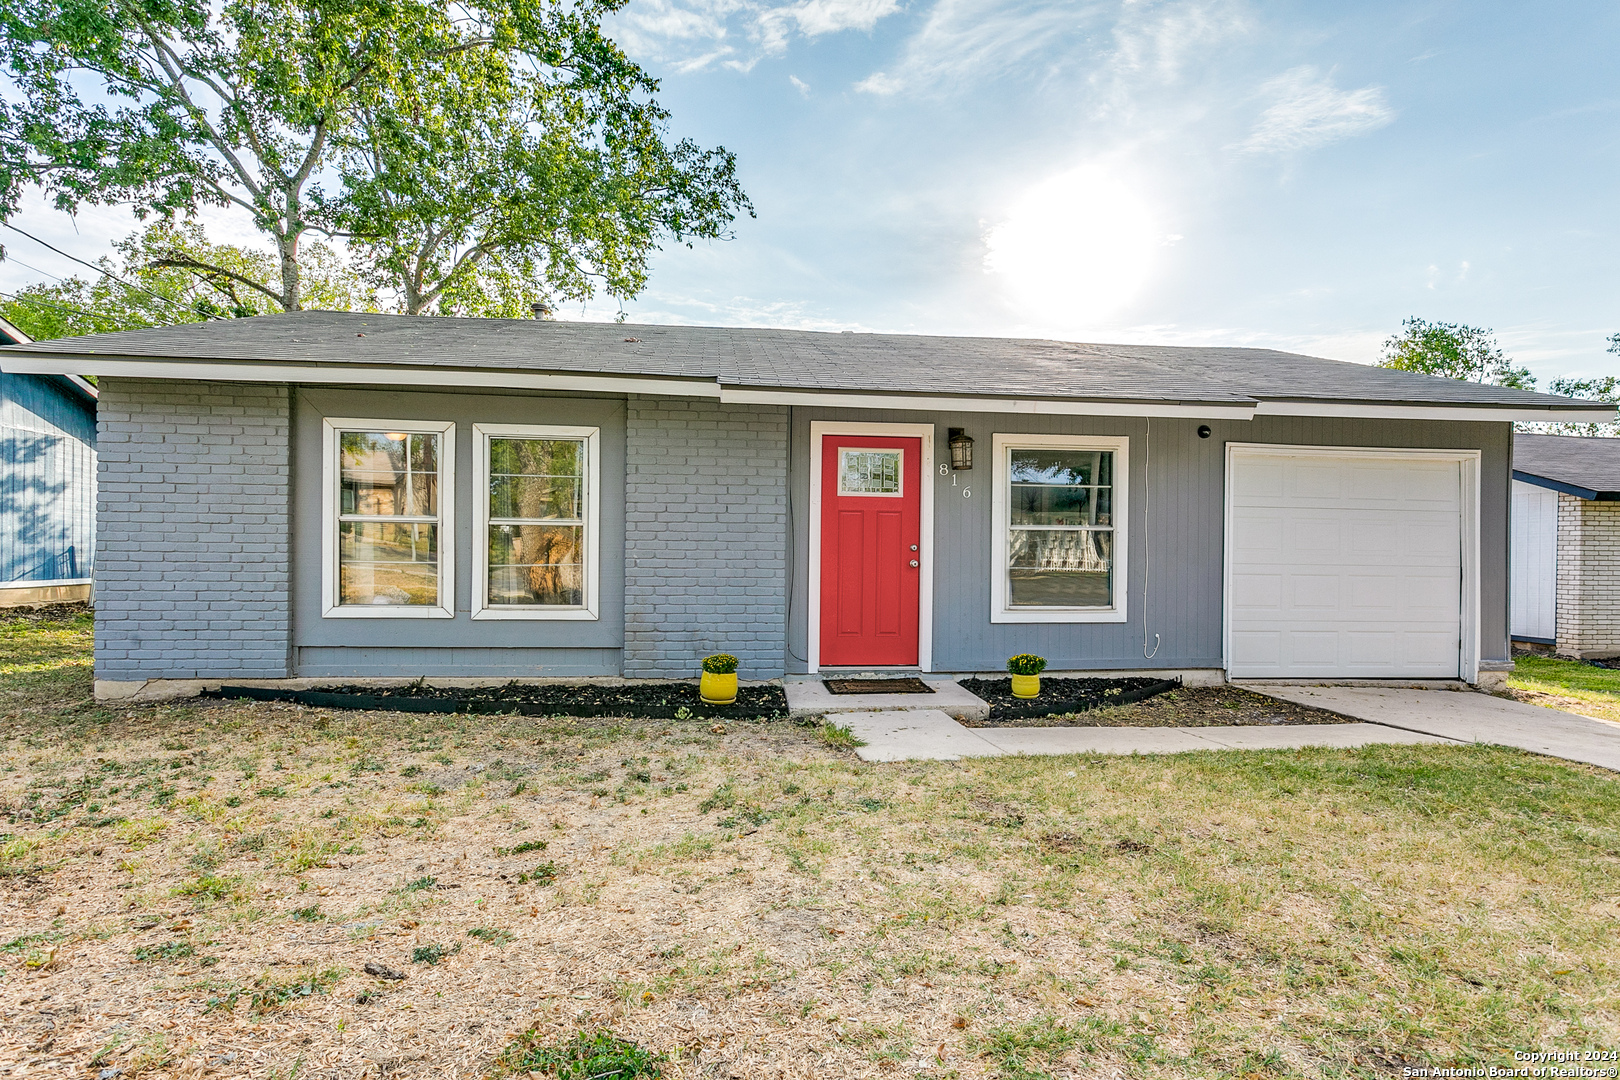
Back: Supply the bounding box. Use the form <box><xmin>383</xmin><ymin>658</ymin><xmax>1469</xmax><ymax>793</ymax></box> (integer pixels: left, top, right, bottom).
<box><xmin>1514</xmin><ymin>433</ymin><xmax>1620</xmax><ymax>499</ymax></box>
<box><xmin>0</xmin><ymin>310</ymin><xmax>1604</xmax><ymax>412</ymax></box>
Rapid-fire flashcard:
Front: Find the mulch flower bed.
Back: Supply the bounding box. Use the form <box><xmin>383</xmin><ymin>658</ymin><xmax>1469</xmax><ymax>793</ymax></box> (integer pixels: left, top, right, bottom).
<box><xmin>203</xmin><ymin>681</ymin><xmax>790</xmax><ymax>721</ymax></box>
<box><xmin>958</xmin><ymin>676</ymin><xmax>1180</xmax><ymax>720</ymax></box>
<box><xmin>962</xmin><ymin>684</ymin><xmax>1360</xmax><ymax>728</ymax></box>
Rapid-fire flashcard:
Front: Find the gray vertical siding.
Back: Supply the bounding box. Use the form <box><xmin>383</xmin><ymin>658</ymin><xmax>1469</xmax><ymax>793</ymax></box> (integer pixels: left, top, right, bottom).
<box><xmin>95</xmin><ymin>378</ymin><xmax>293</xmax><ymax>680</ymax></box>
<box><xmin>289</xmin><ymin>387</ymin><xmax>628</xmax><ymax>678</ymax></box>
<box><xmin>623</xmin><ymin>397</ymin><xmax>789</xmax><ymax>679</ymax></box>
<box><xmin>786</xmin><ymin>407</ymin><xmax>1512</xmax><ymax>674</ymax></box>
<box><xmin>0</xmin><ymin>372</ymin><xmax>96</xmax><ymax>584</ymax></box>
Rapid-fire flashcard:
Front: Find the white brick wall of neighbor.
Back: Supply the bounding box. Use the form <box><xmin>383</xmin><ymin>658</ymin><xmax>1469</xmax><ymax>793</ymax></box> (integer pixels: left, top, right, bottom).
<box><xmin>1555</xmin><ymin>492</ymin><xmax>1620</xmax><ymax>658</ymax></box>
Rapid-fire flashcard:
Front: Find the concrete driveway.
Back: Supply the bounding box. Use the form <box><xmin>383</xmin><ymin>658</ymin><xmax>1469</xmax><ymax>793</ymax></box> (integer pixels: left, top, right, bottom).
<box><xmin>1239</xmin><ymin>684</ymin><xmax>1620</xmax><ymax>772</ymax></box>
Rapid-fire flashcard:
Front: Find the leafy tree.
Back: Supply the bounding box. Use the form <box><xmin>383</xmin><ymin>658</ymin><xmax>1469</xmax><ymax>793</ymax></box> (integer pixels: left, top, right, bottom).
<box><xmin>1540</xmin><ymin>334</ymin><xmax>1620</xmax><ymax>437</ymax></box>
<box><xmin>1378</xmin><ymin>317</ymin><xmax>1535</xmax><ymax>390</ymax></box>
<box><xmin>0</xmin><ymin>220</ymin><xmax>370</xmax><ymax>339</ymax></box>
<box><xmin>0</xmin><ymin>0</ymin><xmax>751</xmax><ymax>314</ymax></box>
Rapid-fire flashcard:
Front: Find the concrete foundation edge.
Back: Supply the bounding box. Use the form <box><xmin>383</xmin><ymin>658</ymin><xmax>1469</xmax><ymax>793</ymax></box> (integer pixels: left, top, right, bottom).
<box><xmin>95</xmin><ymin>676</ymin><xmax>781</xmax><ymax>704</ymax></box>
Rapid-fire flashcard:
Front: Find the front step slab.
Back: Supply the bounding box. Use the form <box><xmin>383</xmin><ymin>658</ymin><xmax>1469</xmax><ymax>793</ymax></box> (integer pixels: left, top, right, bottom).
<box><xmin>837</xmin><ymin>709</ymin><xmax>1005</xmax><ymax>762</ymax></box>
<box><xmin>785</xmin><ymin>679</ymin><xmax>990</xmax><ymax>721</ymax></box>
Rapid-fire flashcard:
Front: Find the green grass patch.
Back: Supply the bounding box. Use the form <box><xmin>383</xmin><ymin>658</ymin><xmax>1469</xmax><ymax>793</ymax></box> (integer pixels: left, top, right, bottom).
<box><xmin>494</xmin><ymin>1027</ymin><xmax>667</xmax><ymax>1078</ymax></box>
<box><xmin>1509</xmin><ymin>655</ymin><xmax>1620</xmax><ymax>719</ymax></box>
<box><xmin>817</xmin><ymin>721</ymin><xmax>865</xmax><ymax>750</ymax></box>
<box><xmin>412</xmin><ymin>942</ymin><xmax>461</xmax><ymax>965</ymax></box>
<box><xmin>250</xmin><ymin>967</ymin><xmax>343</xmax><ymax>1011</ymax></box>
<box><xmin>134</xmin><ymin>941</ymin><xmax>196</xmax><ymax>962</ymax></box>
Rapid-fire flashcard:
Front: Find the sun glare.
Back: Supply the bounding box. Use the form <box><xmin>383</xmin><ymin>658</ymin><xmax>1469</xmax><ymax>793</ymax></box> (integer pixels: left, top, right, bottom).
<box><xmin>983</xmin><ymin>165</ymin><xmax>1159</xmax><ymax>326</ymax></box>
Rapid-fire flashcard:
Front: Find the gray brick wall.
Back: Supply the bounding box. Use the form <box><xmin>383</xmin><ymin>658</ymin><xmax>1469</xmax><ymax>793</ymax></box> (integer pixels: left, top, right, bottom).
<box><xmin>623</xmin><ymin>397</ymin><xmax>788</xmax><ymax>678</ymax></box>
<box><xmin>95</xmin><ymin>378</ymin><xmax>293</xmax><ymax>680</ymax></box>
<box><xmin>1556</xmin><ymin>493</ymin><xmax>1620</xmax><ymax>658</ymax></box>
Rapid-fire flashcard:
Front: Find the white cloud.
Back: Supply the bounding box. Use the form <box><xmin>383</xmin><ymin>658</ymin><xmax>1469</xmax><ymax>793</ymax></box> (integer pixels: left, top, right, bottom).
<box><xmin>856</xmin><ymin>0</ymin><xmax>1246</xmax><ymax>98</ymax></box>
<box><xmin>612</xmin><ymin>0</ymin><xmax>901</xmax><ymax>71</ymax></box>
<box><xmin>1240</xmin><ymin>66</ymin><xmax>1394</xmax><ymax>153</ymax></box>
<box><xmin>982</xmin><ymin>164</ymin><xmax>1161</xmax><ymax>326</ymax></box>
<box><xmin>789</xmin><ymin>74</ymin><xmax>811</xmax><ymax>95</ymax></box>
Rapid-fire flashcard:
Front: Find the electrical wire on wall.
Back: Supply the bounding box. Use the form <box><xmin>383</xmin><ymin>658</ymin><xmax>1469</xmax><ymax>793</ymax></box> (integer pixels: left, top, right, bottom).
<box><xmin>1143</xmin><ymin>415</ymin><xmax>1160</xmax><ymax>660</ymax></box>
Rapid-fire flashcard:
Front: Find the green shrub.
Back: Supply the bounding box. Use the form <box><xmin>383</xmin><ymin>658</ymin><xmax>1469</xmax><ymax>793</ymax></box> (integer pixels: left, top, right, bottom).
<box><xmin>1007</xmin><ymin>653</ymin><xmax>1047</xmax><ymax>676</ymax></box>
<box><xmin>701</xmin><ymin>653</ymin><xmax>739</xmax><ymax>675</ymax></box>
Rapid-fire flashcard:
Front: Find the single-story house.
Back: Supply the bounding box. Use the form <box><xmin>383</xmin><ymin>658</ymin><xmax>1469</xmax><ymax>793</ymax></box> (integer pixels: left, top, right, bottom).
<box><xmin>0</xmin><ymin>315</ymin><xmax>97</xmax><ymax>606</ymax></box>
<box><xmin>0</xmin><ymin>311</ymin><xmax>1610</xmax><ymax>700</ymax></box>
<box><xmin>1511</xmin><ymin>432</ymin><xmax>1620</xmax><ymax>657</ymax></box>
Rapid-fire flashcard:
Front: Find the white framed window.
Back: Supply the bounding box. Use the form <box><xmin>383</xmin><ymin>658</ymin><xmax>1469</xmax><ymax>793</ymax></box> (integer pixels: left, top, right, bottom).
<box><xmin>322</xmin><ymin>418</ymin><xmax>456</xmax><ymax>619</ymax></box>
<box><xmin>990</xmin><ymin>433</ymin><xmax>1129</xmax><ymax>623</ymax></box>
<box><xmin>472</xmin><ymin>423</ymin><xmax>600</xmax><ymax>621</ymax></box>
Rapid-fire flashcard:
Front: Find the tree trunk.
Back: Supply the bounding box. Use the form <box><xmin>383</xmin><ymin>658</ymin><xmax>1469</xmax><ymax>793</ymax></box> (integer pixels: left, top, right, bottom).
<box><xmin>277</xmin><ymin>226</ymin><xmax>302</xmax><ymax>311</ymax></box>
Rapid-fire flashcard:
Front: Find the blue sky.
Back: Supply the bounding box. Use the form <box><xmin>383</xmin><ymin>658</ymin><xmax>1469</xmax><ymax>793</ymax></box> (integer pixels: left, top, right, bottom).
<box><xmin>3</xmin><ymin>0</ymin><xmax>1616</xmax><ymax>383</ymax></box>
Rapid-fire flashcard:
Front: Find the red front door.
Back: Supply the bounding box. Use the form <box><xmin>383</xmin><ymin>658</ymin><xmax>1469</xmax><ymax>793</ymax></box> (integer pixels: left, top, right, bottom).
<box><xmin>820</xmin><ymin>435</ymin><xmax>922</xmax><ymax>666</ymax></box>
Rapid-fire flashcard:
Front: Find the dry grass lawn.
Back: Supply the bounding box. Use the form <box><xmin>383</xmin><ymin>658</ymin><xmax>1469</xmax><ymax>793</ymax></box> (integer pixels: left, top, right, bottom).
<box><xmin>2</xmin><ymin>607</ymin><xmax>1618</xmax><ymax>1079</ymax></box>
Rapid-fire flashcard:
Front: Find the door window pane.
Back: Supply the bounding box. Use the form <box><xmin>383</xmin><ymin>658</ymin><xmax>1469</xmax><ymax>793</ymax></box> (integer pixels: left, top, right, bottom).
<box><xmin>335</xmin><ymin>429</ymin><xmax>444</xmax><ymax>607</ymax></box>
<box><xmin>839</xmin><ymin>449</ymin><xmax>902</xmax><ymax>495</ymax></box>
<box><xmin>487</xmin><ymin>437</ymin><xmax>587</xmax><ymax>607</ymax></box>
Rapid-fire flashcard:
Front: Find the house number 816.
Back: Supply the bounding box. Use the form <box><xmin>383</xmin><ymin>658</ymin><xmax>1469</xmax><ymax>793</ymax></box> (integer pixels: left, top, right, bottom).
<box><xmin>940</xmin><ymin>466</ymin><xmax>971</xmax><ymax>497</ymax></box>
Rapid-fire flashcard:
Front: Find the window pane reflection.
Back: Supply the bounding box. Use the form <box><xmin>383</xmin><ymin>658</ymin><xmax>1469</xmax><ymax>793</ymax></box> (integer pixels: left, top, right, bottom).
<box><xmin>487</xmin><ymin>437</ymin><xmax>587</xmax><ymax>607</ymax></box>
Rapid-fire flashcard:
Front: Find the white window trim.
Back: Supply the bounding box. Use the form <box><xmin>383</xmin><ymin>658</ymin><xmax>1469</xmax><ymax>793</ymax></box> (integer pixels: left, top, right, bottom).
<box><xmin>807</xmin><ymin>421</ymin><xmax>935</xmax><ymax>673</ymax></box>
<box><xmin>990</xmin><ymin>432</ymin><xmax>1130</xmax><ymax>624</ymax></box>
<box><xmin>322</xmin><ymin>417</ymin><xmax>457</xmax><ymax>620</ymax></box>
<box><xmin>471</xmin><ymin>423</ymin><xmax>601</xmax><ymax>621</ymax></box>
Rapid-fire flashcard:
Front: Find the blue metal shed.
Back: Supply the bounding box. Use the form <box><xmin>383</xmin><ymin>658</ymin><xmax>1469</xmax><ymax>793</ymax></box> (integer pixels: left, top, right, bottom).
<box><xmin>0</xmin><ymin>315</ymin><xmax>97</xmax><ymax>605</ymax></box>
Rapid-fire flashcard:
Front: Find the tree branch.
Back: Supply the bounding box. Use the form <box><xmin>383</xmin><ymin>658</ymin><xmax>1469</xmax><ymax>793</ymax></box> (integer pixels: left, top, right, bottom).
<box><xmin>147</xmin><ymin>253</ymin><xmax>285</xmax><ymax>306</ymax></box>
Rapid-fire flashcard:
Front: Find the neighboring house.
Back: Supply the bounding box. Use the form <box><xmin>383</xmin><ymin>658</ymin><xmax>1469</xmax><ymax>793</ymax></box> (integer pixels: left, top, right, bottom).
<box><xmin>1511</xmin><ymin>433</ymin><xmax>1620</xmax><ymax>658</ymax></box>
<box><xmin>0</xmin><ymin>315</ymin><xmax>96</xmax><ymax>606</ymax></box>
<box><xmin>0</xmin><ymin>312</ymin><xmax>1610</xmax><ymax>700</ymax></box>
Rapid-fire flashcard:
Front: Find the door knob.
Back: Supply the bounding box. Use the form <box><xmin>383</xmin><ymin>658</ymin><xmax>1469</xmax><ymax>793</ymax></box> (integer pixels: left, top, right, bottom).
<box><xmin>909</xmin><ymin>560</ymin><xmax>919</xmax><ymax>568</ymax></box>
<box><xmin>910</xmin><ymin>544</ymin><xmax>918</xmax><ymax>551</ymax></box>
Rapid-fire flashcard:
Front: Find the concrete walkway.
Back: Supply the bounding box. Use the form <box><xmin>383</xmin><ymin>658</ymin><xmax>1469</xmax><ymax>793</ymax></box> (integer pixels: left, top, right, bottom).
<box><xmin>837</xmin><ymin>708</ymin><xmax>1453</xmax><ymax>763</ymax></box>
<box><xmin>1239</xmin><ymin>684</ymin><xmax>1620</xmax><ymax>772</ymax></box>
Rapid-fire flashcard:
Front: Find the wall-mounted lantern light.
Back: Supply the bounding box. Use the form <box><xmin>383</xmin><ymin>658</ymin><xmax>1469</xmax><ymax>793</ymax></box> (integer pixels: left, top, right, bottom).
<box><xmin>948</xmin><ymin>428</ymin><xmax>974</xmax><ymax>471</ymax></box>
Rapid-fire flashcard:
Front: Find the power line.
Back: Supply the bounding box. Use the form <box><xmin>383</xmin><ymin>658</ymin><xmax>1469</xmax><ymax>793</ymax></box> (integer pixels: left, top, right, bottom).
<box><xmin>0</xmin><ymin>287</ymin><xmax>117</xmax><ymax>325</ymax></box>
<box><xmin>2</xmin><ymin>255</ymin><xmax>72</xmax><ymax>283</ymax></box>
<box><xmin>0</xmin><ymin>221</ymin><xmax>222</xmax><ymax>319</ymax></box>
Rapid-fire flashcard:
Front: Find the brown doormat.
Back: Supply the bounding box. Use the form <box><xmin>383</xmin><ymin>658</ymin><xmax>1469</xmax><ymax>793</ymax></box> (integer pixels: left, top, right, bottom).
<box><xmin>823</xmin><ymin>677</ymin><xmax>934</xmax><ymax>695</ymax></box>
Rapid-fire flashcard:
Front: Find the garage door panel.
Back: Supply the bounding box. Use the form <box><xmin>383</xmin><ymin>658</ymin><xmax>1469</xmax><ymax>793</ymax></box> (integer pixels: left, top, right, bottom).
<box><xmin>1344</xmin><ymin>575</ymin><xmax>1402</xmax><ymax>615</ymax></box>
<box><xmin>1232</xmin><ymin>461</ymin><xmax>1286</xmax><ymax>499</ymax></box>
<box><xmin>1287</xmin><ymin>574</ymin><xmax>1342</xmax><ymax>611</ymax></box>
<box><xmin>1230</xmin><ymin>631</ymin><xmax>1282</xmax><ymax>667</ymax></box>
<box><xmin>1229</xmin><ymin>450</ymin><xmax>1462</xmax><ymax>679</ymax></box>
<box><xmin>1342</xmin><ymin>632</ymin><xmax>1397</xmax><ymax>666</ymax></box>
<box><xmin>1287</xmin><ymin>519</ymin><xmax>1341</xmax><ymax>560</ymax></box>
<box><xmin>1289</xmin><ymin>632</ymin><xmax>1340</xmax><ymax>665</ymax></box>
<box><xmin>1231</xmin><ymin>573</ymin><xmax>1282</xmax><ymax>611</ymax></box>
<box><xmin>1396</xmin><ymin>631</ymin><xmax>1462</xmax><ymax>668</ymax></box>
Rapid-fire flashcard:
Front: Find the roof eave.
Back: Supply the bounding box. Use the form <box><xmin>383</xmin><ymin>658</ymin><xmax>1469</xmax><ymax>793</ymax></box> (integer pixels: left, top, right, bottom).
<box><xmin>1255</xmin><ymin>398</ymin><xmax>1615</xmax><ymax>423</ymax></box>
<box><xmin>1512</xmin><ymin>470</ymin><xmax>1620</xmax><ymax>501</ymax></box>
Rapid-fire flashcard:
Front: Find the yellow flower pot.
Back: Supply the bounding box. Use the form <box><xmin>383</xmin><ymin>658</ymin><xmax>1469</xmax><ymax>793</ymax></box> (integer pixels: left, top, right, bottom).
<box><xmin>1010</xmin><ymin>673</ymin><xmax>1041</xmax><ymax>699</ymax></box>
<box><xmin>700</xmin><ymin>670</ymin><xmax>737</xmax><ymax>705</ymax></box>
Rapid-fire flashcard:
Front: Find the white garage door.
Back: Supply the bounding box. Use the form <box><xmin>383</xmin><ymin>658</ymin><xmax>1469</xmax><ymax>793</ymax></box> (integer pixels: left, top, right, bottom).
<box><xmin>1227</xmin><ymin>449</ymin><xmax>1464</xmax><ymax>679</ymax></box>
